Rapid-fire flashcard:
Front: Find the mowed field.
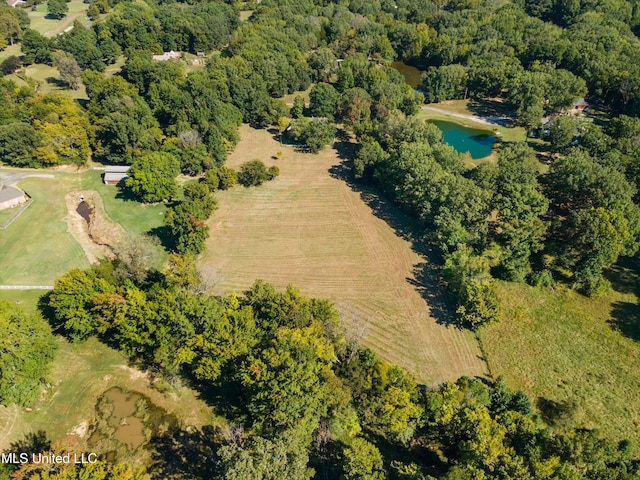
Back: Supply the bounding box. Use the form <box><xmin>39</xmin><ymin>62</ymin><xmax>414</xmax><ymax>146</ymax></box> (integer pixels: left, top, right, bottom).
<box><xmin>480</xmin><ymin>266</ymin><xmax>640</xmax><ymax>451</ymax></box>
<box><xmin>0</xmin><ymin>168</ymin><xmax>166</xmax><ymax>286</ymax></box>
<box><xmin>199</xmin><ymin>125</ymin><xmax>487</xmax><ymax>384</ymax></box>
<box><xmin>0</xmin><ymin>173</ymin><xmax>89</xmax><ymax>285</ymax></box>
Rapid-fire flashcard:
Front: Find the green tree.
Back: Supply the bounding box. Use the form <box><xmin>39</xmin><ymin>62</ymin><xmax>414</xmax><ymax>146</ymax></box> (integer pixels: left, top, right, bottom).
<box><xmin>291</xmin><ymin>95</ymin><xmax>305</xmax><ymax>119</ymax></box>
<box><xmin>443</xmin><ymin>246</ymin><xmax>501</xmax><ymax>329</ymax></box>
<box><xmin>238</xmin><ymin>160</ymin><xmax>270</xmax><ymax>187</ymax></box>
<box><xmin>309</xmin><ymin>82</ymin><xmax>339</xmax><ymax>120</ymax></box>
<box><xmin>0</xmin><ymin>55</ymin><xmax>21</xmax><ymax>75</ymax></box>
<box><xmin>0</xmin><ymin>123</ymin><xmax>40</xmax><ymax>167</ymax></box>
<box><xmin>0</xmin><ymin>13</ymin><xmax>21</xmax><ymax>46</ymax></box>
<box><xmin>291</xmin><ymin>118</ymin><xmax>336</xmax><ymax>153</ymax></box>
<box><xmin>164</xmin><ymin>202</ymin><xmax>211</xmax><ymax>255</ymax></box>
<box><xmin>548</xmin><ymin>115</ymin><xmax>578</xmax><ymax>153</ymax></box>
<box><xmin>216</xmin><ymin>436</ymin><xmax>313</xmax><ymax>480</ymax></box>
<box><xmin>48</xmin><ymin>268</ymin><xmax>116</xmax><ymax>339</ymax></box>
<box><xmin>342</xmin><ymin>438</ymin><xmax>385</xmax><ymax>480</ymax></box>
<box><xmin>126</xmin><ymin>152</ymin><xmax>180</xmax><ymax>203</ymax></box>
<box><xmin>562</xmin><ymin>207</ymin><xmax>632</xmax><ymax>295</ymax></box>
<box><xmin>29</xmin><ymin>94</ymin><xmax>91</xmax><ymax>166</ymax></box>
<box><xmin>217</xmin><ymin>165</ymin><xmax>238</xmax><ymax>189</ymax></box>
<box><xmin>47</xmin><ymin>0</ymin><xmax>68</xmax><ymax>19</ymax></box>
<box><xmin>0</xmin><ymin>303</ymin><xmax>57</xmax><ymax>407</ymax></box>
<box><xmin>52</xmin><ymin>51</ymin><xmax>82</xmax><ymax>90</ymax></box>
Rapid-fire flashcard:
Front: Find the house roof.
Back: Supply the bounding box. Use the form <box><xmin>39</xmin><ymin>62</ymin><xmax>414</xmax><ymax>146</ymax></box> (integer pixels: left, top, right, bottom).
<box><xmin>104</xmin><ymin>172</ymin><xmax>128</xmax><ymax>183</ymax></box>
<box><xmin>574</xmin><ymin>98</ymin><xmax>588</xmax><ymax>107</ymax></box>
<box><xmin>6</xmin><ymin>0</ymin><xmax>26</xmax><ymax>7</ymax></box>
<box><xmin>105</xmin><ymin>166</ymin><xmax>131</xmax><ymax>173</ymax></box>
<box><xmin>0</xmin><ymin>186</ymin><xmax>24</xmax><ymax>203</ymax></box>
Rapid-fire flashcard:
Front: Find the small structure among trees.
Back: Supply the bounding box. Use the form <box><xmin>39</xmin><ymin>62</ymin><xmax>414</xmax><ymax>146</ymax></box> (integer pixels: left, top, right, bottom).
<box><xmin>103</xmin><ymin>165</ymin><xmax>131</xmax><ymax>185</ymax></box>
<box><xmin>152</xmin><ymin>50</ymin><xmax>181</xmax><ymax>61</ymax></box>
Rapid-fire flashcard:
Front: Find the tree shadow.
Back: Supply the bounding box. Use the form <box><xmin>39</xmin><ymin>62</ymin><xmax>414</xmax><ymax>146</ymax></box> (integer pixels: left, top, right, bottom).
<box><xmin>536</xmin><ymin>396</ymin><xmax>578</xmax><ymax>430</ymax></box>
<box><xmin>45</xmin><ymin>76</ymin><xmax>67</xmax><ymax>88</ymax></box>
<box><xmin>328</xmin><ymin>140</ymin><xmax>458</xmax><ymax>328</ymax></box>
<box><xmin>148</xmin><ymin>225</ymin><xmax>175</xmax><ymax>253</ymax></box>
<box><xmin>408</xmin><ymin>262</ymin><xmax>460</xmax><ymax>328</ymax></box>
<box><xmin>114</xmin><ymin>185</ymin><xmax>138</xmax><ymax>202</ymax></box>
<box><xmin>609</xmin><ymin>302</ymin><xmax>640</xmax><ymax>342</ymax></box>
<box><xmin>606</xmin><ymin>257</ymin><xmax>640</xmax><ymax>342</ymax></box>
<box><xmin>146</xmin><ymin>426</ymin><xmax>220</xmax><ymax>480</ymax></box>
<box><xmin>467</xmin><ymin>98</ymin><xmax>515</xmax><ymax>121</ymax></box>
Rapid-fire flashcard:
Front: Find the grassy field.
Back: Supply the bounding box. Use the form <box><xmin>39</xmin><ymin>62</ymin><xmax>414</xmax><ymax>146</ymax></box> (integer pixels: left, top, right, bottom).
<box><xmin>198</xmin><ymin>124</ymin><xmax>487</xmax><ymax>385</ymax></box>
<box><xmin>7</xmin><ymin>63</ymin><xmax>88</xmax><ymax>100</ymax></box>
<box><xmin>0</xmin><ymin>169</ymin><xmax>167</xmax><ymax>285</ymax></box>
<box><xmin>0</xmin><ymin>337</ymin><xmax>214</xmax><ymax>458</ymax></box>
<box><xmin>80</xmin><ymin>171</ymin><xmax>168</xmax><ymax>237</ymax></box>
<box><xmin>480</xmin><ymin>264</ymin><xmax>640</xmax><ymax>451</ymax></box>
<box><xmin>0</xmin><ymin>290</ymin><xmax>45</xmax><ymax>312</ymax></box>
<box><xmin>0</xmin><ymin>173</ymin><xmax>89</xmax><ymax>285</ymax></box>
<box><xmin>0</xmin><ymin>43</ymin><xmax>21</xmax><ymax>64</ymax></box>
<box><xmin>28</xmin><ymin>0</ymin><xmax>88</xmax><ymax>37</ymax></box>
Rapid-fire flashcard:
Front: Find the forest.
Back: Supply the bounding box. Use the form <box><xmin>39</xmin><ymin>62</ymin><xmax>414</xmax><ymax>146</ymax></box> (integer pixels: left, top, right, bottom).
<box><xmin>1</xmin><ymin>0</ymin><xmax>640</xmax><ymax>477</ymax></box>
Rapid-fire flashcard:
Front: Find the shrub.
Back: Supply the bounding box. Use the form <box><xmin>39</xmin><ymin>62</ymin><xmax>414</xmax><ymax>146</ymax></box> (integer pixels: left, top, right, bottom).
<box><xmin>0</xmin><ymin>56</ymin><xmax>22</xmax><ymax>75</ymax></box>
<box><xmin>238</xmin><ymin>160</ymin><xmax>269</xmax><ymax>187</ymax></box>
<box><xmin>217</xmin><ymin>165</ymin><xmax>238</xmax><ymax>190</ymax></box>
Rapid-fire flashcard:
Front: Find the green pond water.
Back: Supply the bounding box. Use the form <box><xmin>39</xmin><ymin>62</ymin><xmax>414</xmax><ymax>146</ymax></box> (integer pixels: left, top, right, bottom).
<box><xmin>429</xmin><ymin>120</ymin><xmax>497</xmax><ymax>159</ymax></box>
<box><xmin>389</xmin><ymin>61</ymin><xmax>423</xmax><ymax>88</ymax></box>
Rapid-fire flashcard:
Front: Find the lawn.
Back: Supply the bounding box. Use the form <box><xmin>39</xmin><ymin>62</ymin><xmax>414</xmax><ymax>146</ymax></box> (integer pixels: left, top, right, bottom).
<box><xmin>479</xmin><ymin>263</ymin><xmax>640</xmax><ymax>452</ymax></box>
<box><xmin>0</xmin><ymin>43</ymin><xmax>21</xmax><ymax>64</ymax></box>
<box><xmin>0</xmin><ymin>174</ymin><xmax>89</xmax><ymax>285</ymax></box>
<box><xmin>0</xmin><ymin>337</ymin><xmax>214</xmax><ymax>456</ymax></box>
<box><xmin>28</xmin><ymin>0</ymin><xmax>88</xmax><ymax>37</ymax></box>
<box><xmin>0</xmin><ymin>290</ymin><xmax>45</xmax><ymax>313</ymax></box>
<box><xmin>0</xmin><ymin>169</ymin><xmax>168</xmax><ymax>286</ymax></box>
<box><xmin>198</xmin><ymin>124</ymin><xmax>487</xmax><ymax>385</ymax></box>
<box><xmin>8</xmin><ymin>63</ymin><xmax>88</xmax><ymax>100</ymax></box>
<box><xmin>81</xmin><ymin>171</ymin><xmax>168</xmax><ymax>238</ymax></box>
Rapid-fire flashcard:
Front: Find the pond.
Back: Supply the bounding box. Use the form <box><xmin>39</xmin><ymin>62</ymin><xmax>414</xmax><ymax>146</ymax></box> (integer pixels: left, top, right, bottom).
<box><xmin>428</xmin><ymin>120</ymin><xmax>497</xmax><ymax>159</ymax></box>
<box><xmin>88</xmin><ymin>387</ymin><xmax>178</xmax><ymax>458</ymax></box>
<box><xmin>389</xmin><ymin>61</ymin><xmax>423</xmax><ymax>88</ymax></box>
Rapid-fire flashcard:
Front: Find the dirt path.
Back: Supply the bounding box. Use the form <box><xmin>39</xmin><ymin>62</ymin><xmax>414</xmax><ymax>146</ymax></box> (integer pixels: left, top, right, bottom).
<box><xmin>45</xmin><ymin>11</ymin><xmax>87</xmax><ymax>38</ymax></box>
<box><xmin>421</xmin><ymin>105</ymin><xmax>510</xmax><ymax>127</ymax></box>
<box><xmin>199</xmin><ymin>125</ymin><xmax>488</xmax><ymax>385</ymax></box>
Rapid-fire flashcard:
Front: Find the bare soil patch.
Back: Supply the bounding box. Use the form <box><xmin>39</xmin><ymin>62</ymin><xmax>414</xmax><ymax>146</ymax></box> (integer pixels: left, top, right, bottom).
<box><xmin>63</xmin><ymin>190</ymin><xmax>126</xmax><ymax>263</ymax></box>
<box><xmin>199</xmin><ymin>125</ymin><xmax>487</xmax><ymax>384</ymax></box>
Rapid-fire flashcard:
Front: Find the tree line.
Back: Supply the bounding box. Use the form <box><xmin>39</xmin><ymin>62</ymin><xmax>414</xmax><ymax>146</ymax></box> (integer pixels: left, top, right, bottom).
<box><xmin>3</xmin><ymin>257</ymin><xmax>639</xmax><ymax>479</ymax></box>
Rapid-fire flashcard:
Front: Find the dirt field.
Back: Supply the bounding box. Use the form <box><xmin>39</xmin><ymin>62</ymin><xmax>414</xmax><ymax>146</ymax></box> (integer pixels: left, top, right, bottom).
<box><xmin>199</xmin><ymin>125</ymin><xmax>487</xmax><ymax>385</ymax></box>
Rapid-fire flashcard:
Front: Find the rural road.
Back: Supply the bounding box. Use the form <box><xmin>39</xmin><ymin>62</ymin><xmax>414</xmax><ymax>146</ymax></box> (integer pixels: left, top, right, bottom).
<box><xmin>0</xmin><ymin>285</ymin><xmax>53</xmax><ymax>289</ymax></box>
<box><xmin>0</xmin><ymin>171</ymin><xmax>55</xmax><ymax>185</ymax></box>
<box><xmin>421</xmin><ymin>105</ymin><xmax>511</xmax><ymax>127</ymax></box>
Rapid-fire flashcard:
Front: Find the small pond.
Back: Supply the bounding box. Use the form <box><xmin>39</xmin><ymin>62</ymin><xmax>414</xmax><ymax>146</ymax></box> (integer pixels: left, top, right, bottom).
<box><xmin>428</xmin><ymin>120</ymin><xmax>498</xmax><ymax>159</ymax></box>
<box><xmin>389</xmin><ymin>61</ymin><xmax>423</xmax><ymax>88</ymax></box>
<box><xmin>88</xmin><ymin>387</ymin><xmax>178</xmax><ymax>457</ymax></box>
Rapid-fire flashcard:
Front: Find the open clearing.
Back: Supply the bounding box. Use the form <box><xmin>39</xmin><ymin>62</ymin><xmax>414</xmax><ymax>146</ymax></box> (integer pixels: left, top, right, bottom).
<box><xmin>199</xmin><ymin>125</ymin><xmax>487</xmax><ymax>385</ymax></box>
<box><xmin>0</xmin><ymin>168</ymin><xmax>166</xmax><ymax>286</ymax></box>
<box><xmin>28</xmin><ymin>0</ymin><xmax>88</xmax><ymax>37</ymax></box>
<box><xmin>0</xmin><ymin>337</ymin><xmax>214</xmax><ymax>456</ymax></box>
<box><xmin>480</xmin><ymin>264</ymin><xmax>640</xmax><ymax>452</ymax></box>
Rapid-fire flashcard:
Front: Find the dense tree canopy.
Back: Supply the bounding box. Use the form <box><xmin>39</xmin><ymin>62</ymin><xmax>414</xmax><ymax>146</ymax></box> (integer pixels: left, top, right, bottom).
<box><xmin>0</xmin><ymin>303</ymin><xmax>57</xmax><ymax>407</ymax></box>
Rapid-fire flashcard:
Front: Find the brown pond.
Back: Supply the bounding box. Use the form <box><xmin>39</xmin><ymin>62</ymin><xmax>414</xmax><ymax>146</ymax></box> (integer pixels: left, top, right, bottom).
<box><xmin>103</xmin><ymin>388</ymin><xmax>145</xmax><ymax>450</ymax></box>
<box><xmin>389</xmin><ymin>61</ymin><xmax>424</xmax><ymax>88</ymax></box>
<box><xmin>76</xmin><ymin>201</ymin><xmax>93</xmax><ymax>226</ymax></box>
<box><xmin>88</xmin><ymin>387</ymin><xmax>179</xmax><ymax>455</ymax></box>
